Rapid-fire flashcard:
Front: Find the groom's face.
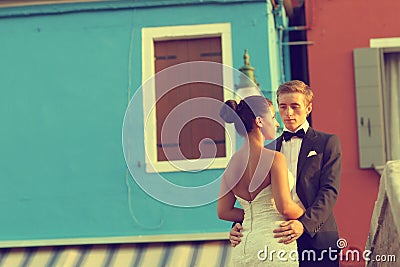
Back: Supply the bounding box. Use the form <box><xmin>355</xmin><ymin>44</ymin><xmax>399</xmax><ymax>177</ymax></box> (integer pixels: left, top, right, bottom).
<box><xmin>277</xmin><ymin>92</ymin><xmax>312</xmax><ymax>132</ymax></box>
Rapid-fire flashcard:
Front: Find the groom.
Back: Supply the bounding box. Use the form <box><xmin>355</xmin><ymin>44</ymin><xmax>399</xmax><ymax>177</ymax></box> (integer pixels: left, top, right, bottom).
<box><xmin>229</xmin><ymin>80</ymin><xmax>342</xmax><ymax>266</ymax></box>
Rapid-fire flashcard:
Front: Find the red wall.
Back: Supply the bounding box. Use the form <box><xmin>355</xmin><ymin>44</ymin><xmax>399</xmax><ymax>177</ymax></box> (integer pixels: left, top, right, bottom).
<box><xmin>304</xmin><ymin>0</ymin><xmax>400</xmax><ymax>264</ymax></box>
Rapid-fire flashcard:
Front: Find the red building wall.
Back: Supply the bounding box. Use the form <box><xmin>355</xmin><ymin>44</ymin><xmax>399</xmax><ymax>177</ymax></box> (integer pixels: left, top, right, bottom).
<box><xmin>304</xmin><ymin>0</ymin><xmax>400</xmax><ymax>264</ymax></box>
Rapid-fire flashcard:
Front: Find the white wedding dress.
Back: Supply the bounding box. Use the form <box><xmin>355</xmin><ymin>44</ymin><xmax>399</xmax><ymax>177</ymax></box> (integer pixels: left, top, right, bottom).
<box><xmin>231</xmin><ymin>171</ymin><xmax>299</xmax><ymax>266</ymax></box>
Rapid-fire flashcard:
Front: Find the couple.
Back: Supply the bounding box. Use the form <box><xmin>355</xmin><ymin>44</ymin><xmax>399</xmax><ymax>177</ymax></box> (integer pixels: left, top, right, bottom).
<box><xmin>218</xmin><ymin>80</ymin><xmax>342</xmax><ymax>266</ymax></box>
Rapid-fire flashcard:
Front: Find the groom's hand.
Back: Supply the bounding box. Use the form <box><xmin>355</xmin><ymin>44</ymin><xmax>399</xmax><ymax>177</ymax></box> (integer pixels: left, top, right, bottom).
<box><xmin>229</xmin><ymin>223</ymin><xmax>243</xmax><ymax>247</ymax></box>
<box><xmin>273</xmin><ymin>220</ymin><xmax>304</xmax><ymax>244</ymax></box>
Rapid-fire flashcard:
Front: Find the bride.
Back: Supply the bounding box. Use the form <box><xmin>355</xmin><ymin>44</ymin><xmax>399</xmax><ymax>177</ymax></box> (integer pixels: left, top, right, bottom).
<box><xmin>218</xmin><ymin>96</ymin><xmax>304</xmax><ymax>266</ymax></box>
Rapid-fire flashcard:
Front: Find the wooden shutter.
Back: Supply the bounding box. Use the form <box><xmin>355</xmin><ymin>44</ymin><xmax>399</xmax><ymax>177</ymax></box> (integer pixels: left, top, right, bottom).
<box><xmin>353</xmin><ymin>48</ymin><xmax>386</xmax><ymax>168</ymax></box>
<box><xmin>154</xmin><ymin>37</ymin><xmax>225</xmax><ymax>161</ymax></box>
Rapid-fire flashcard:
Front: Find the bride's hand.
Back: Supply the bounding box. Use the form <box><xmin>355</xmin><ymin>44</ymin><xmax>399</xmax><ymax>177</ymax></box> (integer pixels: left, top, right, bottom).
<box><xmin>273</xmin><ymin>220</ymin><xmax>304</xmax><ymax>244</ymax></box>
<box><xmin>229</xmin><ymin>223</ymin><xmax>243</xmax><ymax>247</ymax></box>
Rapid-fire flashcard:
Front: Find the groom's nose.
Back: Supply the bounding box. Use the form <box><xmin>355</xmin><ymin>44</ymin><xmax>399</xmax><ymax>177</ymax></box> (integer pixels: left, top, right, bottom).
<box><xmin>284</xmin><ymin>107</ymin><xmax>294</xmax><ymax>116</ymax></box>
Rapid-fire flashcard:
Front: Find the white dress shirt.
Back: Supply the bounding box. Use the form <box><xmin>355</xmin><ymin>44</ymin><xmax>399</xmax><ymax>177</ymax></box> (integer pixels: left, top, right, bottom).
<box><xmin>280</xmin><ymin>120</ymin><xmax>309</xmax><ymax>207</ymax></box>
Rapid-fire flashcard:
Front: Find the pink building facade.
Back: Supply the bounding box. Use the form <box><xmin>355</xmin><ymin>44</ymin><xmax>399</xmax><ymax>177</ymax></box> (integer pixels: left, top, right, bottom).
<box><xmin>302</xmin><ymin>0</ymin><xmax>400</xmax><ymax>265</ymax></box>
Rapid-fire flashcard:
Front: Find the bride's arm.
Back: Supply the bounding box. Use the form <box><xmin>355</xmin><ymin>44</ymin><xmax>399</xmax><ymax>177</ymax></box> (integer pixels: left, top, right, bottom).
<box><xmin>271</xmin><ymin>152</ymin><xmax>304</xmax><ymax>219</ymax></box>
<box><xmin>217</xmin><ymin>190</ymin><xmax>244</xmax><ymax>222</ymax></box>
<box><xmin>217</xmin><ymin>164</ymin><xmax>244</xmax><ymax>222</ymax></box>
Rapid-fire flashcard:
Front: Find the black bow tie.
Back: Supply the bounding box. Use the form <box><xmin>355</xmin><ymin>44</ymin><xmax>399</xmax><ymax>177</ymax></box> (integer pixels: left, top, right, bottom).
<box><xmin>283</xmin><ymin>129</ymin><xmax>306</xmax><ymax>142</ymax></box>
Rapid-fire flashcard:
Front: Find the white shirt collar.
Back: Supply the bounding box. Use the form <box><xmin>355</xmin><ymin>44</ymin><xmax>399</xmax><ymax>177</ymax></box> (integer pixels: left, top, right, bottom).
<box><xmin>283</xmin><ymin>120</ymin><xmax>310</xmax><ymax>133</ymax></box>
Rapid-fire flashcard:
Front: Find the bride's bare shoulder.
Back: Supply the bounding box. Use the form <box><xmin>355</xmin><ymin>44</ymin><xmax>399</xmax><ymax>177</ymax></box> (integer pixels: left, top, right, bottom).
<box><xmin>261</xmin><ymin>147</ymin><xmax>284</xmax><ymax>158</ymax></box>
<box><xmin>225</xmin><ymin>151</ymin><xmax>241</xmax><ymax>170</ymax></box>
<box><xmin>261</xmin><ymin>148</ymin><xmax>286</xmax><ymax>165</ymax></box>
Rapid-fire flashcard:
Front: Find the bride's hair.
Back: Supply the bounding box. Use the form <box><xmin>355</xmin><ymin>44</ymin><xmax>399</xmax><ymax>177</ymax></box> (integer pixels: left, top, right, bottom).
<box><xmin>220</xmin><ymin>95</ymin><xmax>269</xmax><ymax>136</ymax></box>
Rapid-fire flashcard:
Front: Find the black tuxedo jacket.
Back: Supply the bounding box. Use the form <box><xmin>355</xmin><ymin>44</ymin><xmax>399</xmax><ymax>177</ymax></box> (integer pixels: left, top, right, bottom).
<box><xmin>266</xmin><ymin>127</ymin><xmax>342</xmax><ymax>250</ymax></box>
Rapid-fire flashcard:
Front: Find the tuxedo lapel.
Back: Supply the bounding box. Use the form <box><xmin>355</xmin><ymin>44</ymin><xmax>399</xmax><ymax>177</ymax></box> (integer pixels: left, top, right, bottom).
<box><xmin>297</xmin><ymin>127</ymin><xmax>317</xmax><ymax>181</ymax></box>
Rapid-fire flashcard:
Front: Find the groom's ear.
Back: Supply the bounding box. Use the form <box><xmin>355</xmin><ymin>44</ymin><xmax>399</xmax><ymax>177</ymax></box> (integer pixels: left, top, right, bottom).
<box><xmin>306</xmin><ymin>103</ymin><xmax>313</xmax><ymax>116</ymax></box>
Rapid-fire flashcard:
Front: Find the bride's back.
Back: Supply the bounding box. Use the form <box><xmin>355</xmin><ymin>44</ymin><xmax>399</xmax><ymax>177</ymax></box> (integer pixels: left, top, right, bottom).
<box><xmin>228</xmin><ymin>147</ymin><xmax>276</xmax><ymax>202</ymax></box>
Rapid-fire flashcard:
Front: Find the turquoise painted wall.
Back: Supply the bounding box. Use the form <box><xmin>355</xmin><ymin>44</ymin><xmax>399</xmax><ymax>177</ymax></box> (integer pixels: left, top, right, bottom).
<box><xmin>0</xmin><ymin>0</ymin><xmax>284</xmax><ymax>244</ymax></box>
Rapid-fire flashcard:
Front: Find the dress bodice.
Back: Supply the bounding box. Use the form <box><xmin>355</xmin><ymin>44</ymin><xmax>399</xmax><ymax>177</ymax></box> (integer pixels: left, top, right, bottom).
<box><xmin>234</xmin><ymin>170</ymin><xmax>296</xmax><ymax>227</ymax></box>
<box><xmin>235</xmin><ymin>186</ymin><xmax>282</xmax><ymax>229</ymax></box>
<box><xmin>231</xmin><ymin>171</ymin><xmax>299</xmax><ymax>266</ymax></box>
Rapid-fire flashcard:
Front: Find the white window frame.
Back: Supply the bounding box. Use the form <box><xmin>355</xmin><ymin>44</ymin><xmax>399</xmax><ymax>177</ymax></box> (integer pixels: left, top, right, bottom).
<box><xmin>370</xmin><ymin>37</ymin><xmax>400</xmax><ymax>49</ymax></box>
<box><xmin>353</xmin><ymin>37</ymin><xmax>400</xmax><ymax>172</ymax></box>
<box><xmin>371</xmin><ymin>38</ymin><xmax>400</xmax><ymax>169</ymax></box>
<box><xmin>142</xmin><ymin>23</ymin><xmax>236</xmax><ymax>173</ymax></box>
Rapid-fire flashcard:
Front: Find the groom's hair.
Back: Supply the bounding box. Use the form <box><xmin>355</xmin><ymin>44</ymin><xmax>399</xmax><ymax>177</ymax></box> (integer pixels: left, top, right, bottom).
<box><xmin>277</xmin><ymin>80</ymin><xmax>314</xmax><ymax>105</ymax></box>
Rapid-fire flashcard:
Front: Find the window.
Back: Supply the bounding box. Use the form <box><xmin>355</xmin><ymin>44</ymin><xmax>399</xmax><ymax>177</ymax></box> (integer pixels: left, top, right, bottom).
<box><xmin>142</xmin><ymin>23</ymin><xmax>235</xmax><ymax>173</ymax></box>
<box><xmin>154</xmin><ymin>37</ymin><xmax>226</xmax><ymax>161</ymax></box>
<box><xmin>353</xmin><ymin>38</ymin><xmax>400</xmax><ymax>169</ymax></box>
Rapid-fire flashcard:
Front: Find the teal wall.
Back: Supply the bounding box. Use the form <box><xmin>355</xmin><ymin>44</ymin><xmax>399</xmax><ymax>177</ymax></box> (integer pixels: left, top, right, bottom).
<box><xmin>0</xmin><ymin>0</ymin><xmax>284</xmax><ymax>244</ymax></box>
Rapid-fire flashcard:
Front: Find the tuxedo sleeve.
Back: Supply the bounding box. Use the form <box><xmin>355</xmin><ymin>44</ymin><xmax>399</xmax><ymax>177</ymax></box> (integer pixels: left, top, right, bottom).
<box><xmin>298</xmin><ymin>134</ymin><xmax>342</xmax><ymax>238</ymax></box>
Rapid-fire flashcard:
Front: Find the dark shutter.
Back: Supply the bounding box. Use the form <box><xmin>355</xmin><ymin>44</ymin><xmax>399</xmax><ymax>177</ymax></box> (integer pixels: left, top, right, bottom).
<box><xmin>154</xmin><ymin>37</ymin><xmax>226</xmax><ymax>161</ymax></box>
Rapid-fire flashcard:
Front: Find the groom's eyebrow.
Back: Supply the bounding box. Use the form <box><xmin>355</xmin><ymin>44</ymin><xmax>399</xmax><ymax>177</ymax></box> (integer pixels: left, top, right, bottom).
<box><xmin>279</xmin><ymin>103</ymin><xmax>301</xmax><ymax>107</ymax></box>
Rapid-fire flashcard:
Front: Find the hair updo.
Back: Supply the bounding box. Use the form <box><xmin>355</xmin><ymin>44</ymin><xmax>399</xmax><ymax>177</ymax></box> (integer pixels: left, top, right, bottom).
<box><xmin>219</xmin><ymin>95</ymin><xmax>269</xmax><ymax>136</ymax></box>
